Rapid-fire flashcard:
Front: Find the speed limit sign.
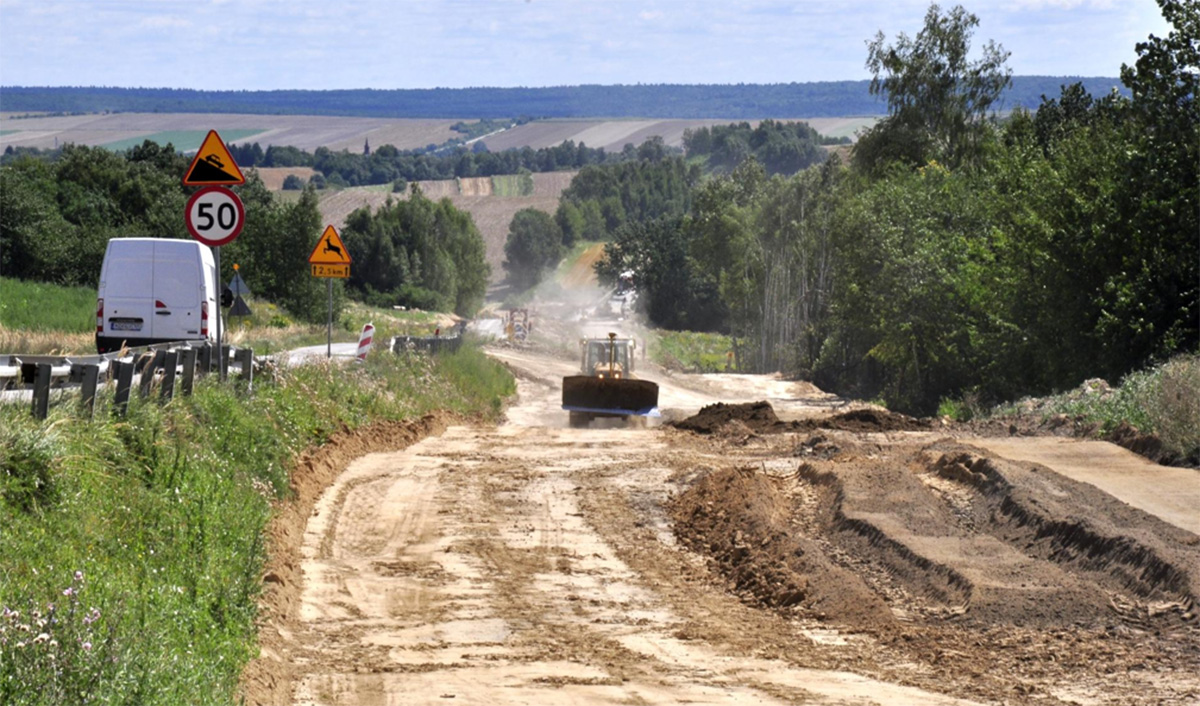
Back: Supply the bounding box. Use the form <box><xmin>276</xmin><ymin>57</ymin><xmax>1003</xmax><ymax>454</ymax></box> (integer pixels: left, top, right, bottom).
<box><xmin>185</xmin><ymin>186</ymin><xmax>245</xmax><ymax>246</ymax></box>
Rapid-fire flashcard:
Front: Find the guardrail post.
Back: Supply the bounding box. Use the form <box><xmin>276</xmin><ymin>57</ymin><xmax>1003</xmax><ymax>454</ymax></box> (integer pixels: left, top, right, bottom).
<box><xmin>236</xmin><ymin>348</ymin><xmax>254</xmax><ymax>387</ymax></box>
<box><xmin>113</xmin><ymin>361</ymin><xmax>134</xmax><ymax>417</ymax></box>
<box><xmin>137</xmin><ymin>351</ymin><xmax>161</xmax><ymax>398</ymax></box>
<box><xmin>198</xmin><ymin>343</ymin><xmax>212</xmax><ymax>376</ymax></box>
<box><xmin>180</xmin><ymin>348</ymin><xmax>197</xmax><ymax>396</ymax></box>
<box><xmin>79</xmin><ymin>363</ymin><xmax>100</xmax><ymax>418</ymax></box>
<box><xmin>220</xmin><ymin>345</ymin><xmax>231</xmax><ymax>382</ymax></box>
<box><xmin>161</xmin><ymin>350</ymin><xmax>179</xmax><ymax>401</ymax></box>
<box><xmin>31</xmin><ymin>362</ymin><xmax>52</xmax><ymax>420</ymax></box>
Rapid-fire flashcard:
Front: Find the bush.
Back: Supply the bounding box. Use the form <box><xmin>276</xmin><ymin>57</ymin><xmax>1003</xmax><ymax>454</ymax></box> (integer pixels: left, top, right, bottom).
<box><xmin>281</xmin><ymin>174</ymin><xmax>304</xmax><ymax>190</ymax></box>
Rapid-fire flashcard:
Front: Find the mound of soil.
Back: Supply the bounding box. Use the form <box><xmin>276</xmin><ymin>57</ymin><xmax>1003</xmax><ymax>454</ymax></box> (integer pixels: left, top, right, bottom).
<box><xmin>672</xmin><ymin>401</ymin><xmax>932</xmax><ymax>436</ymax></box>
<box><xmin>671</xmin><ymin>401</ymin><xmax>794</xmax><ymax>435</ymax></box>
<box><xmin>670</xmin><ymin>466</ymin><xmax>893</xmax><ymax>626</ymax></box>
<box><xmin>821</xmin><ymin>408</ymin><xmax>931</xmax><ymax>433</ymax></box>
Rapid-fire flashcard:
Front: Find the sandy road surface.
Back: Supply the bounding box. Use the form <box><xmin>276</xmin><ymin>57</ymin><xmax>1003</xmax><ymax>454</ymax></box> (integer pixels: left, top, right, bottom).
<box><xmin>259</xmin><ymin>337</ymin><xmax>1200</xmax><ymax>706</ymax></box>
<box><xmin>281</xmin><ymin>348</ymin><xmax>984</xmax><ymax>705</ymax></box>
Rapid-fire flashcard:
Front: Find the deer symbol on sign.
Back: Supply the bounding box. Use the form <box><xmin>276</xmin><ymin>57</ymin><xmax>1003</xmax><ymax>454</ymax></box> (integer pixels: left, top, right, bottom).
<box><xmin>323</xmin><ymin>236</ymin><xmax>343</xmax><ymax>259</ymax></box>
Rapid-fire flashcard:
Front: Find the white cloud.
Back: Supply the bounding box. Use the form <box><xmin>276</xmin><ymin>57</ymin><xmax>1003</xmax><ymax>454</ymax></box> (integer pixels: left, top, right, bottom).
<box><xmin>139</xmin><ymin>15</ymin><xmax>192</xmax><ymax>29</ymax></box>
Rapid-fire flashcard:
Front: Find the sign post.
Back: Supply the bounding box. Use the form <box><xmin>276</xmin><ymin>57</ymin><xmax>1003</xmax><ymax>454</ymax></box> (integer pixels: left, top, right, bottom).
<box><xmin>307</xmin><ymin>225</ymin><xmax>352</xmax><ymax>358</ymax></box>
<box><xmin>183</xmin><ymin>130</ymin><xmax>246</xmax><ymax>379</ymax></box>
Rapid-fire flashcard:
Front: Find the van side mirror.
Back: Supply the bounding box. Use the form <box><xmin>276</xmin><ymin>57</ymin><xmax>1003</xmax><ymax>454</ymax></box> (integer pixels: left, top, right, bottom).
<box><xmin>221</xmin><ymin>287</ymin><xmax>233</xmax><ymax>308</ymax></box>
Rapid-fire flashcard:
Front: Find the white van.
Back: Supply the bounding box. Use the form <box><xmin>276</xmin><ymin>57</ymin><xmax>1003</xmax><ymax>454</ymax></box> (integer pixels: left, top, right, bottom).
<box><xmin>96</xmin><ymin>238</ymin><xmax>219</xmax><ymax>353</ymax></box>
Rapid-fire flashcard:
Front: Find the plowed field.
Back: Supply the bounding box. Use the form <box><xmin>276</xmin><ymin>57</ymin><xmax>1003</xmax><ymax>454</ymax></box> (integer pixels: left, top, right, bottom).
<box><xmin>242</xmin><ymin>320</ymin><xmax>1200</xmax><ymax>706</ymax></box>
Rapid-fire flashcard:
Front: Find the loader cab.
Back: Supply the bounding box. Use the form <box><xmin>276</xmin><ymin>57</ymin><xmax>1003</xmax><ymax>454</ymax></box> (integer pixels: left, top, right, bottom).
<box><xmin>582</xmin><ymin>336</ymin><xmax>635</xmax><ymax>378</ymax></box>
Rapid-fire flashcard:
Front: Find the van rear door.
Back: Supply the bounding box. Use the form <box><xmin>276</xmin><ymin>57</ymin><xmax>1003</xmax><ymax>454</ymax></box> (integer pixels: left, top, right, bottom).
<box><xmin>151</xmin><ymin>240</ymin><xmax>203</xmax><ymax>341</ymax></box>
<box><xmin>101</xmin><ymin>242</ymin><xmax>155</xmax><ymax>341</ymax></box>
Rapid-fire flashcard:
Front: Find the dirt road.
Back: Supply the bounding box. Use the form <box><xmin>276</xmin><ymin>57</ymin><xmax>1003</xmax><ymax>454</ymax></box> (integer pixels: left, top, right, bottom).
<box><xmin>248</xmin><ymin>338</ymin><xmax>1200</xmax><ymax>706</ymax></box>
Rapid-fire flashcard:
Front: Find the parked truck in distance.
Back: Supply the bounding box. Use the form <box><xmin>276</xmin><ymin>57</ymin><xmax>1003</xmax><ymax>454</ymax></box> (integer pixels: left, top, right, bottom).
<box><xmin>96</xmin><ymin>238</ymin><xmax>219</xmax><ymax>353</ymax></box>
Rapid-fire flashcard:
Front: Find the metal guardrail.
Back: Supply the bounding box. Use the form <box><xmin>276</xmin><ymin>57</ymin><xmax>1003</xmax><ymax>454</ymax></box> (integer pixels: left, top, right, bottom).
<box><xmin>1</xmin><ymin>340</ymin><xmax>259</xmax><ymax>420</ymax></box>
<box><xmin>391</xmin><ymin>334</ymin><xmax>463</xmax><ymax>355</ymax></box>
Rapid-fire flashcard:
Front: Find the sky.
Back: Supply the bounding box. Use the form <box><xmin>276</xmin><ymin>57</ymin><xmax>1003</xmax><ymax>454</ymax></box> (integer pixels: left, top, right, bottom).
<box><xmin>0</xmin><ymin>0</ymin><xmax>1174</xmax><ymax>90</ymax></box>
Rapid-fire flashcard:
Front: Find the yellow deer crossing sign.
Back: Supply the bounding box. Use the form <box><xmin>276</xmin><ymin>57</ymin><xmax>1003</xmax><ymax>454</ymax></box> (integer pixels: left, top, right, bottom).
<box><xmin>308</xmin><ymin>225</ymin><xmax>352</xmax><ymax>278</ymax></box>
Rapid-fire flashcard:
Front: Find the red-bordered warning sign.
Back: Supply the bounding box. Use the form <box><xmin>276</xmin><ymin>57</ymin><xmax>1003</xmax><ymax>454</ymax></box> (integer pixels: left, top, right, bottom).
<box><xmin>183</xmin><ymin>130</ymin><xmax>246</xmax><ymax>186</ymax></box>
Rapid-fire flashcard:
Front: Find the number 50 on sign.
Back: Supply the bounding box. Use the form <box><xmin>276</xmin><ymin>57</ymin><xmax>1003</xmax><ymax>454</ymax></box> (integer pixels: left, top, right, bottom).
<box><xmin>185</xmin><ymin>186</ymin><xmax>245</xmax><ymax>247</ymax></box>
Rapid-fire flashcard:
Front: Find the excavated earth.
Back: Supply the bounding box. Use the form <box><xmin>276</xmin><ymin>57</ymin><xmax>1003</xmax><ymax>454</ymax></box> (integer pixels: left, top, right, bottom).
<box><xmin>242</xmin><ymin>341</ymin><xmax>1200</xmax><ymax>706</ymax></box>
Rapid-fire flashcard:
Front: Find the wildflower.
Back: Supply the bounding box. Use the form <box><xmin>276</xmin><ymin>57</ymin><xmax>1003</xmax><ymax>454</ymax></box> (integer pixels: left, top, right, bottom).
<box><xmin>74</xmin><ymin>570</ymin><xmax>84</xmax><ymax>582</ymax></box>
<box><xmin>14</xmin><ymin>641</ymin><xmax>25</xmax><ymax>649</ymax></box>
<box><xmin>81</xmin><ymin>641</ymin><xmax>92</xmax><ymax>651</ymax></box>
<box><xmin>84</xmin><ymin>608</ymin><xmax>101</xmax><ymax>625</ymax></box>
<box><xmin>33</xmin><ymin>633</ymin><xmax>50</xmax><ymax>645</ymax></box>
<box><xmin>49</xmin><ymin>639</ymin><xmax>58</xmax><ymax>648</ymax></box>
<box><xmin>63</xmin><ymin>587</ymin><xmax>74</xmax><ymax>597</ymax></box>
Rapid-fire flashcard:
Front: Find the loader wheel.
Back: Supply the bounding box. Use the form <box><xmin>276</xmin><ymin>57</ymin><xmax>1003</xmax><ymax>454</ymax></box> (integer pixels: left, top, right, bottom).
<box><xmin>568</xmin><ymin>411</ymin><xmax>590</xmax><ymax>428</ymax></box>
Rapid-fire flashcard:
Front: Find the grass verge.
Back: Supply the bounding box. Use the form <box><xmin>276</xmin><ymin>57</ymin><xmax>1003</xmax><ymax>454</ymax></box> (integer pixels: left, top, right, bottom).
<box><xmin>0</xmin><ymin>278</ymin><xmax>95</xmax><ymax>334</ymax></box>
<box><xmin>0</xmin><ymin>343</ymin><xmax>513</xmax><ymax>705</ymax></box>
<box><xmin>649</xmin><ymin>330</ymin><xmax>734</xmax><ymax>373</ymax></box>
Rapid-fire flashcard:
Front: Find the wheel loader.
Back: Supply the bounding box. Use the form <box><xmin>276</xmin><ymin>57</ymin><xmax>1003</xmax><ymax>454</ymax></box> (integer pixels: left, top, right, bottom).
<box><xmin>562</xmin><ymin>333</ymin><xmax>659</xmax><ymax>427</ymax></box>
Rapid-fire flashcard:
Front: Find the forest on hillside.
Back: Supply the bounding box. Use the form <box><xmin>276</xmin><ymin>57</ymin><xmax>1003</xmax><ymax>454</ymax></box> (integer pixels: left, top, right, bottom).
<box><xmin>1</xmin><ymin>76</ymin><xmax>1127</xmax><ymax>119</ymax></box>
<box><xmin>508</xmin><ymin>2</ymin><xmax>1196</xmax><ymax>416</ymax></box>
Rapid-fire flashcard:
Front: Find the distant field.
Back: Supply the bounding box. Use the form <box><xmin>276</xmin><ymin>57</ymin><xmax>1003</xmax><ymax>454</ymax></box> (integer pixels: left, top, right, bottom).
<box><xmin>0</xmin><ymin>113</ymin><xmax>872</xmax><ymax>155</ymax></box>
<box><xmin>0</xmin><ymin>113</ymin><xmax>463</xmax><ymax>152</ymax></box>
<box><xmin>102</xmin><ymin>128</ymin><xmax>265</xmax><ymax>151</ymax></box>
<box><xmin>310</xmin><ymin>172</ymin><xmax>575</xmax><ymax>282</ymax></box>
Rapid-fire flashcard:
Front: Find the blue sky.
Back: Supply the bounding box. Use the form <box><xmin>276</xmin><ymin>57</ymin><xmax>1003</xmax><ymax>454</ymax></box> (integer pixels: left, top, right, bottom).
<box><xmin>0</xmin><ymin>0</ymin><xmax>1173</xmax><ymax>90</ymax></box>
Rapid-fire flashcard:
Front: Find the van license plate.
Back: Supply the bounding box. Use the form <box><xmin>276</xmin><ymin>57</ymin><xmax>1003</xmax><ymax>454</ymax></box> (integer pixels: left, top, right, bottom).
<box><xmin>110</xmin><ymin>321</ymin><xmax>143</xmax><ymax>332</ymax></box>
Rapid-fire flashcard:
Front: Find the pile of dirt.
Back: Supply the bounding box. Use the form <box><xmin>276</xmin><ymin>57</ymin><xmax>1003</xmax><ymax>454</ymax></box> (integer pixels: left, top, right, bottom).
<box><xmin>821</xmin><ymin>408</ymin><xmax>931</xmax><ymax>433</ymax></box>
<box><xmin>671</xmin><ymin>401</ymin><xmax>793</xmax><ymax>435</ymax></box>
<box><xmin>672</xmin><ymin>401</ymin><xmax>932</xmax><ymax>436</ymax></box>
<box><xmin>670</xmin><ymin>466</ymin><xmax>894</xmax><ymax>628</ymax></box>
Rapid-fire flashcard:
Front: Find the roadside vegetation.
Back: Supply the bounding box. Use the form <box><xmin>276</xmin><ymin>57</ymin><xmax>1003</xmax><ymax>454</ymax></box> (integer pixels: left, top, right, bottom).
<box><xmin>0</xmin><ymin>277</ymin><xmax>94</xmax><ymax>334</ymax></box>
<box><xmin>649</xmin><ymin>330</ymin><xmax>734</xmax><ymax>373</ymax></box>
<box><xmin>989</xmin><ymin>354</ymin><xmax>1200</xmax><ymax>464</ymax></box>
<box><xmin>594</xmin><ymin>1</ymin><xmax>1197</xmax><ymax>420</ymax></box>
<box><xmin>0</xmin><ymin>341</ymin><xmax>514</xmax><ymax>705</ymax></box>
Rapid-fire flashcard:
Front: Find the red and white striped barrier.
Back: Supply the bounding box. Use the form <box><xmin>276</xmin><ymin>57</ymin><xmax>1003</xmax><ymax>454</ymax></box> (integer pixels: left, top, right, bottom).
<box><xmin>356</xmin><ymin>323</ymin><xmax>375</xmax><ymax>363</ymax></box>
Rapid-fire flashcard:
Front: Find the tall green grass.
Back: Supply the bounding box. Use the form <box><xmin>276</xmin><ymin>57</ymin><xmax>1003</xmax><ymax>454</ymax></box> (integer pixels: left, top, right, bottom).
<box><xmin>650</xmin><ymin>330</ymin><xmax>735</xmax><ymax>373</ymax></box>
<box><xmin>0</xmin><ymin>278</ymin><xmax>95</xmax><ymax>333</ymax></box>
<box><xmin>0</xmin><ymin>344</ymin><xmax>513</xmax><ymax>705</ymax></box>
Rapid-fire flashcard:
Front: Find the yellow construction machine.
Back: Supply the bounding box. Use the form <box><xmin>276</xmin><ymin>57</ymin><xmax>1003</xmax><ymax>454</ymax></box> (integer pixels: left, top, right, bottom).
<box><xmin>561</xmin><ymin>333</ymin><xmax>659</xmax><ymax>427</ymax></box>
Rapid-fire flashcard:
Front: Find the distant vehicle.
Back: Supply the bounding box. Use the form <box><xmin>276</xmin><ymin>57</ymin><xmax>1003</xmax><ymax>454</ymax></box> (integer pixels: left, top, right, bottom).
<box><xmin>561</xmin><ymin>333</ymin><xmax>659</xmax><ymax>427</ymax></box>
<box><xmin>95</xmin><ymin>238</ymin><xmax>219</xmax><ymax>353</ymax></box>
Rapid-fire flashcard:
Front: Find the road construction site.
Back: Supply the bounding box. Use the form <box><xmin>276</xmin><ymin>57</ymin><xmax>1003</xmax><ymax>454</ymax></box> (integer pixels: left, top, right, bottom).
<box><xmin>242</xmin><ymin>310</ymin><xmax>1200</xmax><ymax>706</ymax></box>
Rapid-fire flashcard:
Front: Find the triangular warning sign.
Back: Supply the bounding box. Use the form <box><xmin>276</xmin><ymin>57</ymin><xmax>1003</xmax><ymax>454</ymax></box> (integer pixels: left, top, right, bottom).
<box><xmin>229</xmin><ymin>295</ymin><xmax>253</xmax><ymax>317</ymax></box>
<box><xmin>183</xmin><ymin>130</ymin><xmax>246</xmax><ymax>186</ymax></box>
<box><xmin>228</xmin><ymin>272</ymin><xmax>251</xmax><ymax>297</ymax></box>
<box><xmin>308</xmin><ymin>225</ymin><xmax>352</xmax><ymax>264</ymax></box>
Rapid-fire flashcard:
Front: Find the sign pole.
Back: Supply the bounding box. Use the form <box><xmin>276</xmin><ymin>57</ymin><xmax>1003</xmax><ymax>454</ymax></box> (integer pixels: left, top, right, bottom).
<box><xmin>215</xmin><ymin>246</ymin><xmax>224</xmax><ymax>380</ymax></box>
<box><xmin>327</xmin><ymin>278</ymin><xmax>333</xmax><ymax>359</ymax></box>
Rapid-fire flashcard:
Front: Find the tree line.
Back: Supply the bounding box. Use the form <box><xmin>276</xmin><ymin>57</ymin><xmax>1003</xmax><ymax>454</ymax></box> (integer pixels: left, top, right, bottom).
<box><xmin>0</xmin><ymin>143</ymin><xmax>492</xmax><ymax>321</ymax></box>
<box><xmin>593</xmin><ymin>1</ymin><xmax>1197</xmax><ymax>415</ymax></box>
<box><xmin>1</xmin><ymin>78</ymin><xmax>1127</xmax><ymax>119</ymax></box>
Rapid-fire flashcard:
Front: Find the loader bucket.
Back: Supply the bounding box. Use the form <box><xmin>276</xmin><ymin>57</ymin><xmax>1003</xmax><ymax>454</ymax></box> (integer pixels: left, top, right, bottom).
<box><xmin>562</xmin><ymin>375</ymin><xmax>659</xmax><ymax>417</ymax></box>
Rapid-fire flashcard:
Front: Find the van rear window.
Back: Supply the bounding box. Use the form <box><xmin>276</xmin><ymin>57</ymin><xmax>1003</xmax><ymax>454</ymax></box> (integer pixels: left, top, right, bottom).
<box><xmin>104</xmin><ymin>258</ymin><xmax>154</xmax><ymax>298</ymax></box>
<box><xmin>155</xmin><ymin>259</ymin><xmax>199</xmax><ymax>307</ymax></box>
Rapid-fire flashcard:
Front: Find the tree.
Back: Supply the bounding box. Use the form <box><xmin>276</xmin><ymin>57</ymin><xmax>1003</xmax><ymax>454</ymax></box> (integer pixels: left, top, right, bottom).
<box><xmin>282</xmin><ymin>174</ymin><xmax>304</xmax><ymax>190</ymax></box>
<box><xmin>503</xmin><ymin>208</ymin><xmax>563</xmax><ymax>291</ymax></box>
<box><xmin>858</xmin><ymin>4</ymin><xmax>1011</xmax><ymax>173</ymax></box>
